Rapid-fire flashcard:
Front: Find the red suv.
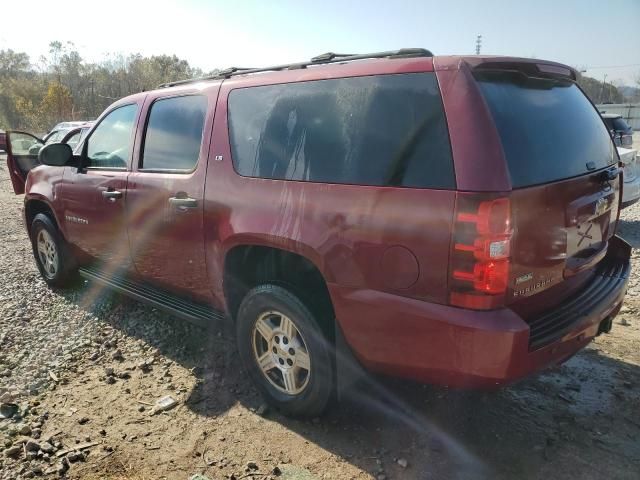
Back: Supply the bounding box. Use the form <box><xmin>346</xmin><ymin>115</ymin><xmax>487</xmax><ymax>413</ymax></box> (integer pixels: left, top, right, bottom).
<box><xmin>6</xmin><ymin>49</ymin><xmax>631</xmax><ymax>416</ymax></box>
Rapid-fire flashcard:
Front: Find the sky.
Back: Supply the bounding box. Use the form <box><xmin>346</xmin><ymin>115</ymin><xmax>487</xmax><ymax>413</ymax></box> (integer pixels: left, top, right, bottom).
<box><xmin>2</xmin><ymin>0</ymin><xmax>639</xmax><ymax>85</ymax></box>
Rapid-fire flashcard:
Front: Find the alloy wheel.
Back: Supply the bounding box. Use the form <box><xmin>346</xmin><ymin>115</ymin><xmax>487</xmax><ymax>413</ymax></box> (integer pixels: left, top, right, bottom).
<box><xmin>36</xmin><ymin>229</ymin><xmax>58</xmax><ymax>279</ymax></box>
<box><xmin>252</xmin><ymin>310</ymin><xmax>311</xmax><ymax>395</ymax></box>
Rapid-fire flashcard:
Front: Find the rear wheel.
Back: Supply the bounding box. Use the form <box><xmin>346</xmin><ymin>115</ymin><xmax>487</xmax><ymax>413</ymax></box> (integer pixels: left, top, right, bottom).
<box><xmin>30</xmin><ymin>213</ymin><xmax>76</xmax><ymax>287</ymax></box>
<box><xmin>236</xmin><ymin>284</ymin><xmax>334</xmax><ymax>417</ymax></box>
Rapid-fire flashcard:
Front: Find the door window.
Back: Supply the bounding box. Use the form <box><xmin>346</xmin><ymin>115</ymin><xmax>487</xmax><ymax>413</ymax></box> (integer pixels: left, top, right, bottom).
<box><xmin>141</xmin><ymin>95</ymin><xmax>208</xmax><ymax>171</ymax></box>
<box><xmin>86</xmin><ymin>104</ymin><xmax>137</xmax><ymax>169</ymax></box>
<box><xmin>9</xmin><ymin>132</ymin><xmax>43</xmax><ymax>155</ymax></box>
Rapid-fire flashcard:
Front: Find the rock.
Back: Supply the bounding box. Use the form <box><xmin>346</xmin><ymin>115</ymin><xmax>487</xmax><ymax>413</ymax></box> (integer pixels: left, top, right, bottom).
<box><xmin>25</xmin><ymin>439</ymin><xmax>41</xmax><ymax>452</ymax></box>
<box><xmin>117</xmin><ymin>372</ymin><xmax>131</xmax><ymax>380</ymax></box>
<box><xmin>0</xmin><ymin>391</ymin><xmax>16</xmax><ymax>403</ymax></box>
<box><xmin>67</xmin><ymin>450</ymin><xmax>84</xmax><ymax>462</ymax></box>
<box><xmin>111</xmin><ymin>349</ymin><xmax>124</xmax><ymax>361</ymax></box>
<box><xmin>246</xmin><ymin>461</ymin><xmax>259</xmax><ymax>470</ymax></box>
<box><xmin>138</xmin><ymin>405</ymin><xmax>146</xmax><ymax>412</ymax></box>
<box><xmin>137</xmin><ymin>360</ymin><xmax>152</xmax><ymax>372</ymax></box>
<box><xmin>78</xmin><ymin>416</ymin><xmax>90</xmax><ymax>425</ymax></box>
<box><xmin>105</xmin><ymin>376</ymin><xmax>116</xmax><ymax>385</ymax></box>
<box><xmin>256</xmin><ymin>403</ymin><xmax>269</xmax><ymax>416</ymax></box>
<box><xmin>56</xmin><ymin>459</ymin><xmax>69</xmax><ymax>474</ymax></box>
<box><xmin>620</xmin><ymin>318</ymin><xmax>631</xmax><ymax>326</ymax></box>
<box><xmin>99</xmin><ymin>429</ymin><xmax>107</xmax><ymax>437</ymax></box>
<box><xmin>397</xmin><ymin>458</ymin><xmax>408</xmax><ymax>468</ymax></box>
<box><xmin>18</xmin><ymin>424</ymin><xmax>32</xmax><ymax>435</ymax></box>
<box><xmin>272</xmin><ymin>466</ymin><xmax>282</xmax><ymax>476</ymax></box>
<box><xmin>40</xmin><ymin>441</ymin><xmax>54</xmax><ymax>454</ymax></box>
<box><xmin>89</xmin><ymin>352</ymin><xmax>100</xmax><ymax>361</ymax></box>
<box><xmin>104</xmin><ymin>367</ymin><xmax>114</xmax><ymax>376</ymax></box>
<box><xmin>0</xmin><ymin>402</ymin><xmax>19</xmax><ymax>419</ymax></box>
<box><xmin>4</xmin><ymin>445</ymin><xmax>22</xmax><ymax>457</ymax></box>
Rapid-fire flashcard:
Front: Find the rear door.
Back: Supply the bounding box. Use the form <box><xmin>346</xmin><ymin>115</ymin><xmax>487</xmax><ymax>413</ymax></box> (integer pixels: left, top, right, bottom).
<box><xmin>5</xmin><ymin>131</ymin><xmax>44</xmax><ymax>194</ymax></box>
<box><xmin>126</xmin><ymin>92</ymin><xmax>214</xmax><ymax>302</ymax></box>
<box><xmin>475</xmin><ymin>70</ymin><xmax>620</xmax><ymax>305</ymax></box>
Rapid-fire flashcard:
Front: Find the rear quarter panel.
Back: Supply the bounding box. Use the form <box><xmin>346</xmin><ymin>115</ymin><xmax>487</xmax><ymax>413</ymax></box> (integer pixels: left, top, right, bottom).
<box><xmin>203</xmin><ymin>64</ymin><xmax>456</xmax><ymax>313</ymax></box>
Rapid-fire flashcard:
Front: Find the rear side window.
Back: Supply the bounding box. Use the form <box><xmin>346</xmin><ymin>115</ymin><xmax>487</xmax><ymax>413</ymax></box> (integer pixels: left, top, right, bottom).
<box><xmin>476</xmin><ymin>72</ymin><xmax>616</xmax><ymax>188</ymax></box>
<box><xmin>141</xmin><ymin>95</ymin><xmax>208</xmax><ymax>171</ymax></box>
<box><xmin>228</xmin><ymin>73</ymin><xmax>454</xmax><ymax>189</ymax></box>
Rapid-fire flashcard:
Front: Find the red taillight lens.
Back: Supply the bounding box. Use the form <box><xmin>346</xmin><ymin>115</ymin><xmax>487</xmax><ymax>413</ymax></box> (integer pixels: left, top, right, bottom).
<box><xmin>449</xmin><ymin>194</ymin><xmax>512</xmax><ymax>310</ymax></box>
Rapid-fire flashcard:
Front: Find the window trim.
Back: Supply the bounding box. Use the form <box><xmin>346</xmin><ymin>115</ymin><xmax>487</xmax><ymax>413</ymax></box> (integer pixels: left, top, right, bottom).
<box><xmin>138</xmin><ymin>93</ymin><xmax>208</xmax><ymax>175</ymax></box>
<box><xmin>225</xmin><ymin>72</ymin><xmax>456</xmax><ymax>190</ymax></box>
<box><xmin>82</xmin><ymin>103</ymin><xmax>138</xmax><ymax>171</ymax></box>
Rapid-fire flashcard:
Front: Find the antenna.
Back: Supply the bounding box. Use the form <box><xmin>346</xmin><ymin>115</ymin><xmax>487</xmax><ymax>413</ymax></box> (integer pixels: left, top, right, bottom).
<box><xmin>475</xmin><ymin>35</ymin><xmax>482</xmax><ymax>55</ymax></box>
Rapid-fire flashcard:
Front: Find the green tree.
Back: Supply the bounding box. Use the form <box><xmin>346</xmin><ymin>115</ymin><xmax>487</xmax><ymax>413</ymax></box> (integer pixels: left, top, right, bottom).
<box><xmin>40</xmin><ymin>82</ymin><xmax>73</xmax><ymax>127</ymax></box>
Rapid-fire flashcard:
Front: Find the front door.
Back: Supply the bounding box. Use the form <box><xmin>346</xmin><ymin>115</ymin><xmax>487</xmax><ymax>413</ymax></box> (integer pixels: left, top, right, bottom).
<box><xmin>62</xmin><ymin>103</ymin><xmax>141</xmax><ymax>269</ymax></box>
<box><xmin>5</xmin><ymin>131</ymin><xmax>44</xmax><ymax>194</ymax></box>
<box><xmin>126</xmin><ymin>93</ymin><xmax>213</xmax><ymax>301</ymax></box>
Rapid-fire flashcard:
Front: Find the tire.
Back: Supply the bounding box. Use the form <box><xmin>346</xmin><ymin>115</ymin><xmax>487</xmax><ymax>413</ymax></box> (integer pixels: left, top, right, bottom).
<box><xmin>30</xmin><ymin>213</ymin><xmax>77</xmax><ymax>288</ymax></box>
<box><xmin>236</xmin><ymin>284</ymin><xmax>334</xmax><ymax>417</ymax></box>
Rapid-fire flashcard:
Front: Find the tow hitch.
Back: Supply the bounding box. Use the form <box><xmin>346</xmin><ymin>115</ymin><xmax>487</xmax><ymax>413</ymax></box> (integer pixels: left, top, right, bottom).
<box><xmin>597</xmin><ymin>316</ymin><xmax>613</xmax><ymax>336</ymax></box>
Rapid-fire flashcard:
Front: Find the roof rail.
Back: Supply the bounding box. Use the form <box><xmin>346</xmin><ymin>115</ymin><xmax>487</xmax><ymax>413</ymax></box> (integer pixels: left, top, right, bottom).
<box><xmin>158</xmin><ymin>48</ymin><xmax>433</xmax><ymax>88</ymax></box>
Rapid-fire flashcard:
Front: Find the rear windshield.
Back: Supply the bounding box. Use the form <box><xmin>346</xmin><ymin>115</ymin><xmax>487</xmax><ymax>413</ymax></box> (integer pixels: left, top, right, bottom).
<box><xmin>476</xmin><ymin>72</ymin><xmax>616</xmax><ymax>188</ymax></box>
<box><xmin>228</xmin><ymin>73</ymin><xmax>455</xmax><ymax>189</ymax></box>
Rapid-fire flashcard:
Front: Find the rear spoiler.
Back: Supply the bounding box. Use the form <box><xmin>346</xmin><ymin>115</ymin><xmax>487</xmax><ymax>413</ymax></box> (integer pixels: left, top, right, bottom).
<box><xmin>472</xmin><ymin>61</ymin><xmax>577</xmax><ymax>81</ymax></box>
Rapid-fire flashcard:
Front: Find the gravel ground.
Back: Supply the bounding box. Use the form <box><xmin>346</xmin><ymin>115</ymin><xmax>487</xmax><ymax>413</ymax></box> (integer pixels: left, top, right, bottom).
<box><xmin>1</xmin><ymin>151</ymin><xmax>639</xmax><ymax>480</ymax></box>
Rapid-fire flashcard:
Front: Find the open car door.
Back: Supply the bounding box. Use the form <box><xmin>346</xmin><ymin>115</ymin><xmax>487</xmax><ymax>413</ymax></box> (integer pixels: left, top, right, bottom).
<box><xmin>5</xmin><ymin>131</ymin><xmax>44</xmax><ymax>194</ymax></box>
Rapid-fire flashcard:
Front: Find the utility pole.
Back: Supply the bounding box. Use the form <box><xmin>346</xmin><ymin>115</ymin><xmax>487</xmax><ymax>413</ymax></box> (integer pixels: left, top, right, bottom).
<box><xmin>475</xmin><ymin>35</ymin><xmax>482</xmax><ymax>55</ymax></box>
<box><xmin>600</xmin><ymin>74</ymin><xmax>608</xmax><ymax>103</ymax></box>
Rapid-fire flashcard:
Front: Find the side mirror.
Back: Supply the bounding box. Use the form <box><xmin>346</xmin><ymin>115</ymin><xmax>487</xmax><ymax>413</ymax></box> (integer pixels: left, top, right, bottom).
<box><xmin>38</xmin><ymin>143</ymin><xmax>77</xmax><ymax>167</ymax></box>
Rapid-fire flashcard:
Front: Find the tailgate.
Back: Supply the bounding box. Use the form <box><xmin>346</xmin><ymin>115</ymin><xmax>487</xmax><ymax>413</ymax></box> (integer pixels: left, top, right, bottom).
<box><xmin>509</xmin><ymin>167</ymin><xmax>620</xmax><ymax>304</ymax></box>
<box><xmin>474</xmin><ymin>67</ymin><xmax>620</xmax><ymax>306</ymax></box>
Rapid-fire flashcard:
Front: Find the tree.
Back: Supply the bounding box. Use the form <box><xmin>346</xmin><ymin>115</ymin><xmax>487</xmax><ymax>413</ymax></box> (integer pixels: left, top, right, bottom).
<box><xmin>40</xmin><ymin>82</ymin><xmax>73</xmax><ymax>127</ymax></box>
<box><xmin>576</xmin><ymin>73</ymin><xmax>624</xmax><ymax>104</ymax></box>
<box><xmin>0</xmin><ymin>41</ymin><xmax>215</xmax><ymax>131</ymax></box>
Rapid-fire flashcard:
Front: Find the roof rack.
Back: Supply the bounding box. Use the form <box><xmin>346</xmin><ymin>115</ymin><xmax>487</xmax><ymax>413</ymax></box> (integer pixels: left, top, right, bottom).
<box><xmin>158</xmin><ymin>48</ymin><xmax>433</xmax><ymax>88</ymax></box>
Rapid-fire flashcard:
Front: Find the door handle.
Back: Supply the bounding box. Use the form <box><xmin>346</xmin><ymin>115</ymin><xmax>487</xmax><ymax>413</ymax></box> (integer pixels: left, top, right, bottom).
<box><xmin>168</xmin><ymin>196</ymin><xmax>198</xmax><ymax>209</ymax></box>
<box><xmin>102</xmin><ymin>190</ymin><xmax>123</xmax><ymax>201</ymax></box>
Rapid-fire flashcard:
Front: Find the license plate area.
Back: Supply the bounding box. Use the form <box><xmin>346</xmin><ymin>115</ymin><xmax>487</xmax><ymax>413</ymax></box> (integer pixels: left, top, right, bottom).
<box><xmin>567</xmin><ymin>219</ymin><xmax>604</xmax><ymax>253</ymax></box>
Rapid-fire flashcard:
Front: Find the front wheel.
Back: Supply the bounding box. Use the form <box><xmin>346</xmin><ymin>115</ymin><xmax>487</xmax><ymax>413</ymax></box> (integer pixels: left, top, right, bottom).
<box><xmin>236</xmin><ymin>284</ymin><xmax>334</xmax><ymax>417</ymax></box>
<box><xmin>30</xmin><ymin>213</ymin><xmax>76</xmax><ymax>287</ymax></box>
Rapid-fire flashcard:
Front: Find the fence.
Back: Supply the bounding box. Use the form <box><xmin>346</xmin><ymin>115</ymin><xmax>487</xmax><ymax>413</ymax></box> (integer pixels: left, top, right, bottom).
<box><xmin>595</xmin><ymin>103</ymin><xmax>640</xmax><ymax>130</ymax></box>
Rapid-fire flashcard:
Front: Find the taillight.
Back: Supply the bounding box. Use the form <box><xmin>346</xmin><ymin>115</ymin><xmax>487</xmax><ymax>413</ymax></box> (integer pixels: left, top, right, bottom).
<box><xmin>449</xmin><ymin>194</ymin><xmax>512</xmax><ymax>310</ymax></box>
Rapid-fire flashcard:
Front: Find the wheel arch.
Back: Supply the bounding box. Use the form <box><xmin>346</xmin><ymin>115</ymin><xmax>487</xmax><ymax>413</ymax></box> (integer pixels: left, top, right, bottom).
<box><xmin>222</xmin><ymin>243</ymin><xmax>336</xmax><ymax>339</ymax></box>
<box><xmin>24</xmin><ymin>196</ymin><xmax>65</xmax><ymax>239</ymax></box>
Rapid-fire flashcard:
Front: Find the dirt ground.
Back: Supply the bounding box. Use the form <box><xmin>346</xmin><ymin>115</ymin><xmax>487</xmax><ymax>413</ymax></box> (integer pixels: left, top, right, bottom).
<box><xmin>1</xmin><ymin>152</ymin><xmax>639</xmax><ymax>480</ymax></box>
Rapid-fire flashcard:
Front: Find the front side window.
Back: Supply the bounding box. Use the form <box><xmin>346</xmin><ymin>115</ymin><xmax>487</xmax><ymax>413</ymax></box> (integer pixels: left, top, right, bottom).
<box><xmin>227</xmin><ymin>73</ymin><xmax>454</xmax><ymax>189</ymax></box>
<box><xmin>141</xmin><ymin>95</ymin><xmax>208</xmax><ymax>171</ymax></box>
<box><xmin>86</xmin><ymin>104</ymin><xmax>137</xmax><ymax>169</ymax></box>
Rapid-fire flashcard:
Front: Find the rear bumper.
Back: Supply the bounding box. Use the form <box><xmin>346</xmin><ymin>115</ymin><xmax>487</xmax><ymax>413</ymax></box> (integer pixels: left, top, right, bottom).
<box><xmin>330</xmin><ymin>236</ymin><xmax>631</xmax><ymax>388</ymax></box>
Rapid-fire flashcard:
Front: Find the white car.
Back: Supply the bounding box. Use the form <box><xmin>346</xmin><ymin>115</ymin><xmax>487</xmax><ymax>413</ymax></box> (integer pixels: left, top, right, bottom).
<box><xmin>619</xmin><ymin>146</ymin><xmax>640</xmax><ymax>208</ymax></box>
